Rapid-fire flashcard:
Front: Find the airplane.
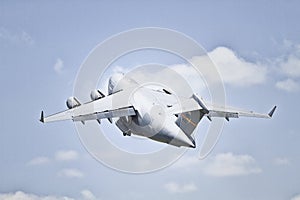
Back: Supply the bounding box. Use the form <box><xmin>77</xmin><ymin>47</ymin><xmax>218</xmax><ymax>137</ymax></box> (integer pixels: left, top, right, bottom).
<box><xmin>40</xmin><ymin>73</ymin><xmax>276</xmax><ymax>148</ymax></box>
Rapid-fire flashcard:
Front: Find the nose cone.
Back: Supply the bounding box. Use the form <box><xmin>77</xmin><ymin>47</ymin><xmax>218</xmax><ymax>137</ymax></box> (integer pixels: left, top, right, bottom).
<box><xmin>163</xmin><ymin>119</ymin><xmax>196</xmax><ymax>148</ymax></box>
<box><xmin>173</xmin><ymin>130</ymin><xmax>196</xmax><ymax>148</ymax></box>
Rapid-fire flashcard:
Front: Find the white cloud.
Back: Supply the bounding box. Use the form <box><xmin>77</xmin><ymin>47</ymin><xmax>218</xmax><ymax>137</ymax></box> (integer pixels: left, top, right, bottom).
<box><xmin>106</xmin><ymin>46</ymin><xmax>268</xmax><ymax>96</ymax></box>
<box><xmin>26</xmin><ymin>156</ymin><xmax>51</xmax><ymax>166</ymax></box>
<box><xmin>105</xmin><ymin>44</ymin><xmax>300</xmax><ymax>94</ymax></box>
<box><xmin>203</xmin><ymin>152</ymin><xmax>262</xmax><ymax>177</ymax></box>
<box><xmin>0</xmin><ymin>190</ymin><xmax>98</xmax><ymax>200</ymax></box>
<box><xmin>57</xmin><ymin>168</ymin><xmax>84</xmax><ymax>178</ymax></box>
<box><xmin>291</xmin><ymin>194</ymin><xmax>300</xmax><ymax>200</ymax></box>
<box><xmin>0</xmin><ymin>191</ymin><xmax>74</xmax><ymax>200</ymax></box>
<box><xmin>169</xmin><ymin>64</ymin><xmax>207</xmax><ymax>93</ymax></box>
<box><xmin>274</xmin><ymin>157</ymin><xmax>290</xmax><ymax>166</ymax></box>
<box><xmin>208</xmin><ymin>47</ymin><xmax>268</xmax><ymax>87</ymax></box>
<box><xmin>171</xmin><ymin>153</ymin><xmax>261</xmax><ymax>177</ymax></box>
<box><xmin>119</xmin><ymin>64</ymin><xmax>199</xmax><ymax>97</ymax></box>
<box><xmin>55</xmin><ymin>150</ymin><xmax>78</xmax><ymax>161</ymax></box>
<box><xmin>280</xmin><ymin>54</ymin><xmax>300</xmax><ymax>78</ymax></box>
<box><xmin>20</xmin><ymin>31</ymin><xmax>34</xmax><ymax>46</ymax></box>
<box><xmin>275</xmin><ymin>40</ymin><xmax>300</xmax><ymax>92</ymax></box>
<box><xmin>170</xmin><ymin>155</ymin><xmax>199</xmax><ymax>169</ymax></box>
<box><xmin>53</xmin><ymin>58</ymin><xmax>64</xmax><ymax>74</ymax></box>
<box><xmin>276</xmin><ymin>78</ymin><xmax>299</xmax><ymax>92</ymax></box>
<box><xmin>164</xmin><ymin>182</ymin><xmax>197</xmax><ymax>194</ymax></box>
<box><xmin>27</xmin><ymin>150</ymin><xmax>78</xmax><ymax>165</ymax></box>
<box><xmin>80</xmin><ymin>190</ymin><xmax>96</xmax><ymax>200</ymax></box>
<box><xmin>0</xmin><ymin>27</ymin><xmax>34</xmax><ymax>45</ymax></box>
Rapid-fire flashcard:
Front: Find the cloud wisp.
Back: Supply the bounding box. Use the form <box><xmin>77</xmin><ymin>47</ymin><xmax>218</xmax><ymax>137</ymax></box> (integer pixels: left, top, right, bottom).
<box><xmin>202</xmin><ymin>152</ymin><xmax>262</xmax><ymax>177</ymax></box>
<box><xmin>280</xmin><ymin>57</ymin><xmax>300</xmax><ymax>78</ymax></box>
<box><xmin>80</xmin><ymin>190</ymin><xmax>97</xmax><ymax>200</ymax></box>
<box><xmin>276</xmin><ymin>78</ymin><xmax>299</xmax><ymax>92</ymax></box>
<box><xmin>53</xmin><ymin>58</ymin><xmax>64</xmax><ymax>74</ymax></box>
<box><xmin>275</xmin><ymin>40</ymin><xmax>300</xmax><ymax>92</ymax></box>
<box><xmin>26</xmin><ymin>150</ymin><xmax>83</xmax><ymax>179</ymax></box>
<box><xmin>0</xmin><ymin>27</ymin><xmax>34</xmax><ymax>46</ymax></box>
<box><xmin>57</xmin><ymin>168</ymin><xmax>84</xmax><ymax>178</ymax></box>
<box><xmin>274</xmin><ymin>157</ymin><xmax>291</xmax><ymax>166</ymax></box>
<box><xmin>171</xmin><ymin>152</ymin><xmax>262</xmax><ymax>177</ymax></box>
<box><xmin>27</xmin><ymin>150</ymin><xmax>79</xmax><ymax>166</ymax></box>
<box><xmin>0</xmin><ymin>190</ymin><xmax>97</xmax><ymax>200</ymax></box>
<box><xmin>55</xmin><ymin>150</ymin><xmax>79</xmax><ymax>161</ymax></box>
<box><xmin>291</xmin><ymin>194</ymin><xmax>300</xmax><ymax>200</ymax></box>
<box><xmin>164</xmin><ymin>182</ymin><xmax>197</xmax><ymax>194</ymax></box>
<box><xmin>0</xmin><ymin>191</ymin><xmax>73</xmax><ymax>200</ymax></box>
<box><xmin>26</xmin><ymin>156</ymin><xmax>51</xmax><ymax>166</ymax></box>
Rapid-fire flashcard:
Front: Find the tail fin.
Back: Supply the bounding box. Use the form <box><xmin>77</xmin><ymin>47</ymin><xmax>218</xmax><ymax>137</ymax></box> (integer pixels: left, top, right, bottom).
<box><xmin>40</xmin><ymin>111</ymin><xmax>44</xmax><ymax>123</ymax></box>
<box><xmin>268</xmin><ymin>106</ymin><xmax>277</xmax><ymax>117</ymax></box>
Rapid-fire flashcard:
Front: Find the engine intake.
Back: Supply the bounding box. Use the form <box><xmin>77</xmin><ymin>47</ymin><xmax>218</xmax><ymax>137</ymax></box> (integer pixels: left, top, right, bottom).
<box><xmin>66</xmin><ymin>97</ymin><xmax>81</xmax><ymax>109</ymax></box>
<box><xmin>90</xmin><ymin>89</ymin><xmax>105</xmax><ymax>101</ymax></box>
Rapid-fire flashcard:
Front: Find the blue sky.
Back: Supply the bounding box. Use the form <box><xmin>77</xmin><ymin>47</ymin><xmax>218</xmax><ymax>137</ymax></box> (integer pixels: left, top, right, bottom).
<box><xmin>1</xmin><ymin>1</ymin><xmax>300</xmax><ymax>200</ymax></box>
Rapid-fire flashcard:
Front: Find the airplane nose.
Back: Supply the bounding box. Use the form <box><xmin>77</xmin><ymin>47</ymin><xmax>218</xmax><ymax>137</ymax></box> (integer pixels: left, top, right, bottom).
<box><xmin>189</xmin><ymin>139</ymin><xmax>196</xmax><ymax>148</ymax></box>
<box><xmin>164</xmin><ymin>119</ymin><xmax>196</xmax><ymax>148</ymax></box>
<box><xmin>174</xmin><ymin>130</ymin><xmax>196</xmax><ymax>148</ymax></box>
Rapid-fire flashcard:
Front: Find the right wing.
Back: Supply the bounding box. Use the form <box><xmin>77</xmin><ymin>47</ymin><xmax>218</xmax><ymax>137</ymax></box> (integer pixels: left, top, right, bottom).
<box><xmin>40</xmin><ymin>89</ymin><xmax>136</xmax><ymax>123</ymax></box>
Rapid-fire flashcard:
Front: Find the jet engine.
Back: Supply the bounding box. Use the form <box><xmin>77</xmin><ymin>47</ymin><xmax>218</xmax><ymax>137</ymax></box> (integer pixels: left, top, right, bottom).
<box><xmin>90</xmin><ymin>89</ymin><xmax>105</xmax><ymax>101</ymax></box>
<box><xmin>66</xmin><ymin>97</ymin><xmax>81</xmax><ymax>109</ymax></box>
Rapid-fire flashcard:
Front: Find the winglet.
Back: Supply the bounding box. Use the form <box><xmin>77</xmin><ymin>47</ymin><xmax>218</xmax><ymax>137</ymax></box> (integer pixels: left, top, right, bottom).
<box><xmin>268</xmin><ymin>106</ymin><xmax>277</xmax><ymax>117</ymax></box>
<box><xmin>40</xmin><ymin>111</ymin><xmax>44</xmax><ymax>123</ymax></box>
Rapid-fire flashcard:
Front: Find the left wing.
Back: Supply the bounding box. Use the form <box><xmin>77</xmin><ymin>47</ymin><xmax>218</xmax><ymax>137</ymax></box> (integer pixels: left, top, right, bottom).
<box><xmin>206</xmin><ymin>105</ymin><xmax>277</xmax><ymax>120</ymax></box>
<box><xmin>168</xmin><ymin>94</ymin><xmax>276</xmax><ymax>121</ymax></box>
<box><xmin>40</xmin><ymin>89</ymin><xmax>136</xmax><ymax>123</ymax></box>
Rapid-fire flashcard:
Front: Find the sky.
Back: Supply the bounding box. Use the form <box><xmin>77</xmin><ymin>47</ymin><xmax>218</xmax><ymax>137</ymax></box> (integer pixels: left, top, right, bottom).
<box><xmin>1</xmin><ymin>1</ymin><xmax>300</xmax><ymax>199</ymax></box>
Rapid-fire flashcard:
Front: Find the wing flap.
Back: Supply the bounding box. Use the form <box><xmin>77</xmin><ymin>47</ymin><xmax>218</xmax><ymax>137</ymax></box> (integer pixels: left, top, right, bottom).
<box><xmin>208</xmin><ymin>110</ymin><xmax>239</xmax><ymax>118</ymax></box>
<box><xmin>72</xmin><ymin>107</ymin><xmax>136</xmax><ymax>122</ymax></box>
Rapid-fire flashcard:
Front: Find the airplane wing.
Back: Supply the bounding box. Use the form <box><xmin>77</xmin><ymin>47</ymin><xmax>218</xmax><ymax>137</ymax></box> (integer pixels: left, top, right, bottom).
<box><xmin>205</xmin><ymin>105</ymin><xmax>277</xmax><ymax>121</ymax></box>
<box><xmin>168</xmin><ymin>94</ymin><xmax>276</xmax><ymax>120</ymax></box>
<box><xmin>40</xmin><ymin>89</ymin><xmax>136</xmax><ymax>123</ymax></box>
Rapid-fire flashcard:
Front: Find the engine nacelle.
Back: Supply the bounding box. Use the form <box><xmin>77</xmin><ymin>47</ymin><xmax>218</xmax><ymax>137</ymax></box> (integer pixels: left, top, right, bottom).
<box><xmin>90</xmin><ymin>89</ymin><xmax>105</xmax><ymax>101</ymax></box>
<box><xmin>66</xmin><ymin>97</ymin><xmax>81</xmax><ymax>109</ymax></box>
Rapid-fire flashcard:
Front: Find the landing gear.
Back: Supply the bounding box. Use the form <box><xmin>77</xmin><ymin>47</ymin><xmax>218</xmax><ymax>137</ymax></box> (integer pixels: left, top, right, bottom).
<box><xmin>123</xmin><ymin>130</ymin><xmax>131</xmax><ymax>136</ymax></box>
